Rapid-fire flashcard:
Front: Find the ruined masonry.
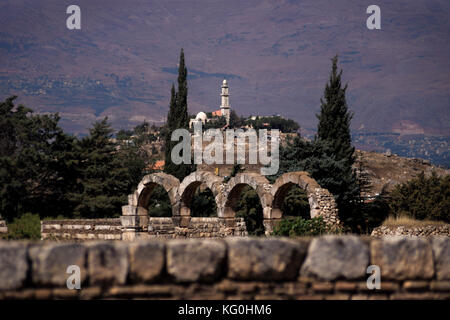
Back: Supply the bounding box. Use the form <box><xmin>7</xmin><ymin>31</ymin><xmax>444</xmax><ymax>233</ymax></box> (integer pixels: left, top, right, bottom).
<box><xmin>121</xmin><ymin>170</ymin><xmax>340</xmax><ymax>240</ymax></box>
<box><xmin>1</xmin><ymin>236</ymin><xmax>449</xmax><ymax>299</ymax></box>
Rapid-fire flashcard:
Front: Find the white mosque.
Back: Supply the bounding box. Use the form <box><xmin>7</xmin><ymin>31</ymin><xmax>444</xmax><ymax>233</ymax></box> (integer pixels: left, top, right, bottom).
<box><xmin>190</xmin><ymin>79</ymin><xmax>231</xmax><ymax>128</ymax></box>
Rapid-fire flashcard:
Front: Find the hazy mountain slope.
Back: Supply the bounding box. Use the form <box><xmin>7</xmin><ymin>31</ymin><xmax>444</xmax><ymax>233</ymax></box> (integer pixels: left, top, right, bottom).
<box><xmin>0</xmin><ymin>0</ymin><xmax>449</xmax><ymax>136</ymax></box>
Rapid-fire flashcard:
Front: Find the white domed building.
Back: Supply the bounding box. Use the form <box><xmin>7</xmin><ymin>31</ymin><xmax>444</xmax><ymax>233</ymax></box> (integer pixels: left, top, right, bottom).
<box><xmin>189</xmin><ymin>79</ymin><xmax>232</xmax><ymax>128</ymax></box>
<box><xmin>189</xmin><ymin>111</ymin><xmax>207</xmax><ymax>128</ymax></box>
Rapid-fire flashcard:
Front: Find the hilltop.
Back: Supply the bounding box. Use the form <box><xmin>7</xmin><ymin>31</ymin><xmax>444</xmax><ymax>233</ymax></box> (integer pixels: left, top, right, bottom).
<box><xmin>355</xmin><ymin>150</ymin><xmax>449</xmax><ymax>197</ymax></box>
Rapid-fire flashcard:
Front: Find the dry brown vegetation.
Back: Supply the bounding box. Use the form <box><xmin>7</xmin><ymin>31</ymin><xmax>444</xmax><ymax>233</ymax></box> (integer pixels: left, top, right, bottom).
<box><xmin>382</xmin><ymin>215</ymin><xmax>448</xmax><ymax>227</ymax></box>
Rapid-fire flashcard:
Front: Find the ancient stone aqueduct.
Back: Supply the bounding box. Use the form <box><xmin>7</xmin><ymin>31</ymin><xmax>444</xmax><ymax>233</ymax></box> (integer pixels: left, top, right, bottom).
<box><xmin>121</xmin><ymin>170</ymin><xmax>340</xmax><ymax>239</ymax></box>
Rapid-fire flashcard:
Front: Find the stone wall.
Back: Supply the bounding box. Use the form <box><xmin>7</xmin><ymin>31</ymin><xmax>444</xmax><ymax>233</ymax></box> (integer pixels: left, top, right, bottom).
<box><xmin>41</xmin><ymin>219</ymin><xmax>122</xmax><ymax>240</ymax></box>
<box><xmin>41</xmin><ymin>217</ymin><xmax>248</xmax><ymax>240</ymax></box>
<box><xmin>0</xmin><ymin>235</ymin><xmax>449</xmax><ymax>300</ymax></box>
<box><xmin>146</xmin><ymin>217</ymin><xmax>247</xmax><ymax>238</ymax></box>
<box><xmin>371</xmin><ymin>224</ymin><xmax>450</xmax><ymax>237</ymax></box>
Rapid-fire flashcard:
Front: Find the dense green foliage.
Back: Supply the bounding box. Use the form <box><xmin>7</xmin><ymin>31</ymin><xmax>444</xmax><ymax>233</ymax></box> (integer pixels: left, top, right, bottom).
<box><xmin>247</xmin><ymin>115</ymin><xmax>299</xmax><ymax>133</ymax></box>
<box><xmin>203</xmin><ymin>116</ymin><xmax>227</xmax><ymax>130</ymax></box>
<box><xmin>2</xmin><ymin>212</ymin><xmax>41</xmax><ymax>240</ymax></box>
<box><xmin>389</xmin><ymin>172</ymin><xmax>449</xmax><ymax>223</ymax></box>
<box><xmin>235</xmin><ymin>186</ymin><xmax>265</xmax><ymax>236</ymax></box>
<box><xmin>72</xmin><ymin>119</ymin><xmax>146</xmax><ymax>218</ymax></box>
<box><xmin>273</xmin><ymin>216</ymin><xmax>341</xmax><ymax>237</ymax></box>
<box><xmin>116</xmin><ymin>129</ymin><xmax>133</xmax><ymax>141</ymax></box>
<box><xmin>0</xmin><ymin>96</ymin><xmax>79</xmax><ymax>220</ymax></box>
<box><xmin>0</xmin><ymin>96</ymin><xmax>146</xmax><ymax>222</ymax></box>
<box><xmin>190</xmin><ymin>188</ymin><xmax>217</xmax><ymax>217</ymax></box>
<box><xmin>281</xmin><ymin>186</ymin><xmax>310</xmax><ymax>219</ymax></box>
<box><xmin>147</xmin><ymin>185</ymin><xmax>172</xmax><ymax>217</ymax></box>
<box><xmin>164</xmin><ymin>49</ymin><xmax>195</xmax><ymax>181</ymax></box>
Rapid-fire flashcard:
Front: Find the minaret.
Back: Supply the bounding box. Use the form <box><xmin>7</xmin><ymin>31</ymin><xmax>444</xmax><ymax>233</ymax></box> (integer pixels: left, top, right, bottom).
<box><xmin>220</xmin><ymin>79</ymin><xmax>231</xmax><ymax>125</ymax></box>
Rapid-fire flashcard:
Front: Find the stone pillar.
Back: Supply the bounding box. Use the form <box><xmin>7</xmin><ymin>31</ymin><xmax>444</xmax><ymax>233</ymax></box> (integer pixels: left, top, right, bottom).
<box><xmin>121</xmin><ymin>205</ymin><xmax>149</xmax><ymax>240</ymax></box>
<box><xmin>313</xmin><ymin>188</ymin><xmax>341</xmax><ymax>226</ymax></box>
<box><xmin>0</xmin><ymin>215</ymin><xmax>7</xmax><ymax>234</ymax></box>
<box><xmin>263</xmin><ymin>219</ymin><xmax>281</xmax><ymax>236</ymax></box>
<box><xmin>172</xmin><ymin>202</ymin><xmax>191</xmax><ymax>227</ymax></box>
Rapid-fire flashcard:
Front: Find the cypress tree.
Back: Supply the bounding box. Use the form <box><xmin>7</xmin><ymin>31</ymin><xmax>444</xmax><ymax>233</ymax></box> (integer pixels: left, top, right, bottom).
<box><xmin>316</xmin><ymin>55</ymin><xmax>359</xmax><ymax>229</ymax></box>
<box><xmin>176</xmin><ymin>48</ymin><xmax>189</xmax><ymax>129</ymax></box>
<box><xmin>163</xmin><ymin>49</ymin><xmax>194</xmax><ymax>180</ymax></box>
<box><xmin>317</xmin><ymin>55</ymin><xmax>355</xmax><ymax>166</ymax></box>
<box><xmin>163</xmin><ymin>84</ymin><xmax>177</xmax><ymax>176</ymax></box>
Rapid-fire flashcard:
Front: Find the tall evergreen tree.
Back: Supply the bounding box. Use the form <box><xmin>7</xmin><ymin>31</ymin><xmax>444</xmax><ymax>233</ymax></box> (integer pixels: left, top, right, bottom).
<box><xmin>176</xmin><ymin>48</ymin><xmax>189</xmax><ymax>129</ymax></box>
<box><xmin>274</xmin><ymin>56</ymin><xmax>363</xmax><ymax>231</ymax></box>
<box><xmin>316</xmin><ymin>55</ymin><xmax>359</xmax><ymax>228</ymax></box>
<box><xmin>164</xmin><ymin>84</ymin><xmax>177</xmax><ymax>175</ymax></box>
<box><xmin>73</xmin><ymin>118</ymin><xmax>144</xmax><ymax>218</ymax></box>
<box><xmin>164</xmin><ymin>48</ymin><xmax>194</xmax><ymax>180</ymax></box>
<box><xmin>317</xmin><ymin>55</ymin><xmax>355</xmax><ymax>166</ymax></box>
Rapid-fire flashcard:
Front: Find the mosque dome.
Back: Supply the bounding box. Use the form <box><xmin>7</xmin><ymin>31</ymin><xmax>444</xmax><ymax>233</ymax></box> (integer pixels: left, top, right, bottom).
<box><xmin>195</xmin><ymin>111</ymin><xmax>207</xmax><ymax>122</ymax></box>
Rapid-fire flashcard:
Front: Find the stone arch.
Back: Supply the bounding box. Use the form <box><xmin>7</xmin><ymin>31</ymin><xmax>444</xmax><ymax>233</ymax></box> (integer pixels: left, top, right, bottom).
<box><xmin>271</xmin><ymin>172</ymin><xmax>340</xmax><ymax>225</ymax></box>
<box><xmin>129</xmin><ymin>172</ymin><xmax>180</xmax><ymax>215</ymax></box>
<box><xmin>178</xmin><ymin>170</ymin><xmax>224</xmax><ymax>217</ymax></box>
<box><xmin>222</xmin><ymin>173</ymin><xmax>273</xmax><ymax>220</ymax></box>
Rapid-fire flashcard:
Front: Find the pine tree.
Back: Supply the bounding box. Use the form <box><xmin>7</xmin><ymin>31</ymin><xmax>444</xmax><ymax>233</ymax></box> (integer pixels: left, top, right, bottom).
<box><xmin>163</xmin><ymin>48</ymin><xmax>194</xmax><ymax>180</ymax></box>
<box><xmin>0</xmin><ymin>96</ymin><xmax>80</xmax><ymax>220</ymax></box>
<box><xmin>73</xmin><ymin>118</ymin><xmax>141</xmax><ymax>218</ymax></box>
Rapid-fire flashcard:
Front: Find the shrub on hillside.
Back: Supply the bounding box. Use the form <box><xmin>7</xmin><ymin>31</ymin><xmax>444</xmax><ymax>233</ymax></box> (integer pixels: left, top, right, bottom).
<box><xmin>5</xmin><ymin>212</ymin><xmax>41</xmax><ymax>240</ymax></box>
<box><xmin>272</xmin><ymin>216</ymin><xmax>342</xmax><ymax>237</ymax></box>
<box><xmin>389</xmin><ymin>172</ymin><xmax>449</xmax><ymax>223</ymax></box>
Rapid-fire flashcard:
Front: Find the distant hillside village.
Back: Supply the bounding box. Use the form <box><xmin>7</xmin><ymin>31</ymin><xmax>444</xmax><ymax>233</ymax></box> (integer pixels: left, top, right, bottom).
<box><xmin>114</xmin><ymin>78</ymin><xmax>300</xmax><ymax>171</ymax></box>
<box><xmin>112</xmin><ymin>78</ymin><xmax>449</xmax><ymax>201</ymax></box>
<box><xmin>188</xmin><ymin>79</ymin><xmax>299</xmax><ymax>132</ymax></box>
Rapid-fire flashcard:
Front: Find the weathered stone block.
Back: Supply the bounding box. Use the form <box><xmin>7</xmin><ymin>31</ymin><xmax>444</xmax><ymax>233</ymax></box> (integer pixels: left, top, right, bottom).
<box><xmin>403</xmin><ymin>281</ymin><xmax>429</xmax><ymax>291</ymax></box>
<box><xmin>172</xmin><ymin>216</ymin><xmax>191</xmax><ymax>227</ymax></box>
<box><xmin>430</xmin><ymin>236</ymin><xmax>450</xmax><ymax>280</ymax></box>
<box><xmin>312</xmin><ymin>282</ymin><xmax>334</xmax><ymax>293</ymax></box>
<box><xmin>122</xmin><ymin>205</ymin><xmax>148</xmax><ymax>216</ymax></box>
<box><xmin>430</xmin><ymin>281</ymin><xmax>450</xmax><ymax>292</ymax></box>
<box><xmin>87</xmin><ymin>242</ymin><xmax>128</xmax><ymax>285</ymax></box>
<box><xmin>227</xmin><ymin>238</ymin><xmax>308</xmax><ymax>281</ymax></box>
<box><xmin>120</xmin><ymin>215</ymin><xmax>149</xmax><ymax>228</ymax></box>
<box><xmin>0</xmin><ymin>242</ymin><xmax>28</xmax><ymax>290</ymax></box>
<box><xmin>371</xmin><ymin>236</ymin><xmax>434</xmax><ymax>280</ymax></box>
<box><xmin>128</xmin><ymin>241</ymin><xmax>165</xmax><ymax>283</ymax></box>
<box><xmin>335</xmin><ymin>281</ymin><xmax>358</xmax><ymax>292</ymax></box>
<box><xmin>29</xmin><ymin>243</ymin><xmax>87</xmax><ymax>286</ymax></box>
<box><xmin>167</xmin><ymin>239</ymin><xmax>226</xmax><ymax>282</ymax></box>
<box><xmin>300</xmin><ymin>235</ymin><xmax>369</xmax><ymax>280</ymax></box>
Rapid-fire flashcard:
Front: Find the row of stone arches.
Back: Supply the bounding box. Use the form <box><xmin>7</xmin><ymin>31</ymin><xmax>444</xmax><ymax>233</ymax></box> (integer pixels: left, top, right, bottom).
<box><xmin>122</xmin><ymin>170</ymin><xmax>340</xmax><ymax>237</ymax></box>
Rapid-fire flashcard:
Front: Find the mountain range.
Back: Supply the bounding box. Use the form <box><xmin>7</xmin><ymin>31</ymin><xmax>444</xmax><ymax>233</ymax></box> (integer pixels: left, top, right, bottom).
<box><xmin>1</xmin><ymin>0</ymin><xmax>449</xmax><ymax>137</ymax></box>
